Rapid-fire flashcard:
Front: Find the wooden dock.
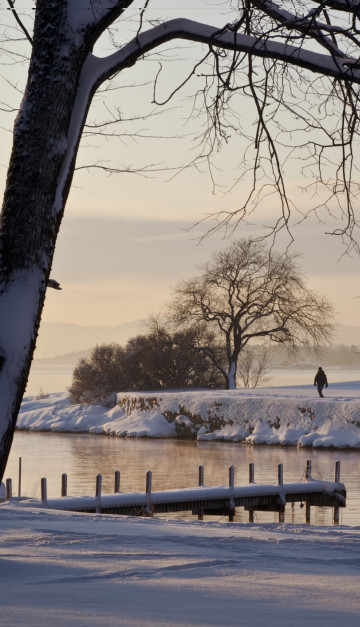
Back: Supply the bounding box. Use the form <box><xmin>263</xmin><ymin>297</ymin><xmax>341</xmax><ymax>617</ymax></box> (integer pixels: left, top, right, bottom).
<box><xmin>3</xmin><ymin>460</ymin><xmax>346</xmax><ymax>524</ymax></box>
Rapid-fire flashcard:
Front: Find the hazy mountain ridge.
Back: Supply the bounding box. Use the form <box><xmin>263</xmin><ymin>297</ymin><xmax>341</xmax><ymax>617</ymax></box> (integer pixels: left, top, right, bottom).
<box><xmin>32</xmin><ymin>348</ymin><xmax>93</xmax><ymax>368</ymax></box>
<box><xmin>32</xmin><ymin>322</ymin><xmax>360</xmax><ymax>368</ymax></box>
<box><xmin>33</xmin><ymin>319</ymin><xmax>146</xmax><ymax>360</ymax></box>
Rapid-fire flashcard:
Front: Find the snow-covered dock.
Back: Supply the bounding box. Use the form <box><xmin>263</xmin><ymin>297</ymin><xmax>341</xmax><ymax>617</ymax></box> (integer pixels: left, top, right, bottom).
<box><xmin>4</xmin><ymin>461</ymin><xmax>346</xmax><ymax>525</ymax></box>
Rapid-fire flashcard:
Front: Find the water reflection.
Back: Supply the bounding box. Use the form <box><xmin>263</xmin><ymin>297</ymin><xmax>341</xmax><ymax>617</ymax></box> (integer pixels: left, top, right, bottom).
<box><xmin>4</xmin><ymin>432</ymin><xmax>360</xmax><ymax>526</ymax></box>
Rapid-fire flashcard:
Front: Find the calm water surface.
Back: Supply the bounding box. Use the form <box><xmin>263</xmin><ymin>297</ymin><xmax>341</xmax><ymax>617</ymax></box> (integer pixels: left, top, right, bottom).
<box><xmin>4</xmin><ymin>433</ymin><xmax>360</xmax><ymax>526</ymax></box>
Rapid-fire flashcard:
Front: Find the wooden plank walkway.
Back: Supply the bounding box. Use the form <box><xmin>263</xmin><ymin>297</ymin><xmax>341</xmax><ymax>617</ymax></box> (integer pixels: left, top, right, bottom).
<box><xmin>3</xmin><ymin>460</ymin><xmax>346</xmax><ymax>524</ymax></box>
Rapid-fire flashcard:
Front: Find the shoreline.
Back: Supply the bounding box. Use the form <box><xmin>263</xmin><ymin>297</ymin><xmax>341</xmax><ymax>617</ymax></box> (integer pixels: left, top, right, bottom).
<box><xmin>18</xmin><ymin>383</ymin><xmax>360</xmax><ymax>449</ymax></box>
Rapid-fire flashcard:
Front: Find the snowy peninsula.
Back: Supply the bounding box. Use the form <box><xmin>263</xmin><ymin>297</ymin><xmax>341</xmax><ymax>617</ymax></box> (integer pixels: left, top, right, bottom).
<box><xmin>18</xmin><ymin>380</ymin><xmax>360</xmax><ymax>448</ymax></box>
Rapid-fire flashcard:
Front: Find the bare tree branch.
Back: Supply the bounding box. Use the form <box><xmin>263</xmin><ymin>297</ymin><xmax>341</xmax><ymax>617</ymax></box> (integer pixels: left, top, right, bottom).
<box><xmin>6</xmin><ymin>0</ymin><xmax>33</xmax><ymax>45</ymax></box>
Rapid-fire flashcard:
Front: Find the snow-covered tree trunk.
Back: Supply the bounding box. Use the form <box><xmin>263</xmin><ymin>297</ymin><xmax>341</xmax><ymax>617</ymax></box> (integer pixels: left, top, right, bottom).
<box><xmin>0</xmin><ymin>3</ymin><xmax>91</xmax><ymax>480</ymax></box>
<box><xmin>225</xmin><ymin>361</ymin><xmax>237</xmax><ymax>390</ymax></box>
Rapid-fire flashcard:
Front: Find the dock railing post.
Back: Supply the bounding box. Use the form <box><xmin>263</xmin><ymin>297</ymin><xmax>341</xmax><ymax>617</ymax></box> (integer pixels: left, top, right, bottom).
<box><xmin>95</xmin><ymin>473</ymin><xmax>102</xmax><ymax>513</ymax></box>
<box><xmin>277</xmin><ymin>464</ymin><xmax>285</xmax><ymax>523</ymax></box>
<box><xmin>305</xmin><ymin>461</ymin><xmax>312</xmax><ymax>523</ymax></box>
<box><xmin>18</xmin><ymin>457</ymin><xmax>22</xmax><ymax>498</ymax></box>
<box><xmin>61</xmin><ymin>473</ymin><xmax>67</xmax><ymax>497</ymax></box>
<box><xmin>198</xmin><ymin>465</ymin><xmax>204</xmax><ymax>487</ymax></box>
<box><xmin>146</xmin><ymin>470</ymin><xmax>152</xmax><ymax>494</ymax></box>
<box><xmin>145</xmin><ymin>470</ymin><xmax>153</xmax><ymax>516</ymax></box>
<box><xmin>6</xmin><ymin>478</ymin><xmax>12</xmax><ymax>501</ymax></box>
<box><xmin>248</xmin><ymin>463</ymin><xmax>254</xmax><ymax>522</ymax></box>
<box><xmin>335</xmin><ymin>460</ymin><xmax>340</xmax><ymax>483</ymax></box>
<box><xmin>228</xmin><ymin>465</ymin><xmax>235</xmax><ymax>522</ymax></box>
<box><xmin>278</xmin><ymin>463</ymin><xmax>283</xmax><ymax>486</ymax></box>
<box><xmin>198</xmin><ymin>465</ymin><xmax>204</xmax><ymax>520</ymax></box>
<box><xmin>114</xmin><ymin>470</ymin><xmax>120</xmax><ymax>493</ymax></box>
<box><xmin>333</xmin><ymin>461</ymin><xmax>340</xmax><ymax>525</ymax></box>
<box><xmin>249</xmin><ymin>463</ymin><xmax>254</xmax><ymax>483</ymax></box>
<box><xmin>41</xmin><ymin>478</ymin><xmax>47</xmax><ymax>505</ymax></box>
<box><xmin>229</xmin><ymin>465</ymin><xmax>235</xmax><ymax>489</ymax></box>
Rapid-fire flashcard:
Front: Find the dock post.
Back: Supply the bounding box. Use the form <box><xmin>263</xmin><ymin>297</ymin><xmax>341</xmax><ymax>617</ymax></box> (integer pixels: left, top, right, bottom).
<box><xmin>198</xmin><ymin>465</ymin><xmax>204</xmax><ymax>487</ymax></box>
<box><xmin>333</xmin><ymin>461</ymin><xmax>340</xmax><ymax>525</ymax></box>
<box><xmin>114</xmin><ymin>470</ymin><xmax>120</xmax><ymax>493</ymax></box>
<box><xmin>335</xmin><ymin>460</ymin><xmax>340</xmax><ymax>483</ymax></box>
<box><xmin>145</xmin><ymin>471</ymin><xmax>153</xmax><ymax>516</ymax></box>
<box><xmin>249</xmin><ymin>463</ymin><xmax>254</xmax><ymax>483</ymax></box>
<box><xmin>305</xmin><ymin>461</ymin><xmax>312</xmax><ymax>522</ymax></box>
<box><xmin>18</xmin><ymin>457</ymin><xmax>22</xmax><ymax>498</ymax></box>
<box><xmin>229</xmin><ymin>465</ymin><xmax>235</xmax><ymax>488</ymax></box>
<box><xmin>41</xmin><ymin>478</ymin><xmax>47</xmax><ymax>504</ymax></box>
<box><xmin>277</xmin><ymin>464</ymin><xmax>285</xmax><ymax>522</ymax></box>
<box><xmin>228</xmin><ymin>465</ymin><xmax>235</xmax><ymax>522</ymax></box>
<box><xmin>248</xmin><ymin>463</ymin><xmax>254</xmax><ymax>522</ymax></box>
<box><xmin>95</xmin><ymin>473</ymin><xmax>102</xmax><ymax>513</ymax></box>
<box><xmin>146</xmin><ymin>470</ymin><xmax>152</xmax><ymax>494</ymax></box>
<box><xmin>6</xmin><ymin>478</ymin><xmax>12</xmax><ymax>501</ymax></box>
<box><xmin>278</xmin><ymin>463</ymin><xmax>283</xmax><ymax>486</ymax></box>
<box><xmin>198</xmin><ymin>466</ymin><xmax>204</xmax><ymax>520</ymax></box>
<box><xmin>61</xmin><ymin>473</ymin><xmax>67</xmax><ymax>497</ymax></box>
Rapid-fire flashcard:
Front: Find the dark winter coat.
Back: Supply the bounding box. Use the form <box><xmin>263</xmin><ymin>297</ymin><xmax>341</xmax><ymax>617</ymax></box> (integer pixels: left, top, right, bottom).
<box><xmin>314</xmin><ymin>368</ymin><xmax>328</xmax><ymax>387</ymax></box>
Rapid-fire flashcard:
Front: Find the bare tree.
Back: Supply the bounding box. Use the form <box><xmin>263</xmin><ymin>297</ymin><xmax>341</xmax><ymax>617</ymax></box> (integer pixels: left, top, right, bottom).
<box><xmin>237</xmin><ymin>345</ymin><xmax>271</xmax><ymax>388</ymax></box>
<box><xmin>69</xmin><ymin>329</ymin><xmax>223</xmax><ymax>402</ymax></box>
<box><xmin>1</xmin><ymin>1</ymin><xmax>360</xmax><ymax>478</ymax></box>
<box><xmin>125</xmin><ymin>326</ymin><xmax>223</xmax><ymax>390</ymax></box>
<box><xmin>69</xmin><ymin>343</ymin><xmax>127</xmax><ymax>404</ymax></box>
<box><xmin>167</xmin><ymin>239</ymin><xmax>334</xmax><ymax>389</ymax></box>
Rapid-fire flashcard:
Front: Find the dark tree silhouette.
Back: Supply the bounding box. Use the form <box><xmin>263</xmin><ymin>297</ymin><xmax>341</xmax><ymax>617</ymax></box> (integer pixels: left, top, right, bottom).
<box><xmin>69</xmin><ymin>329</ymin><xmax>223</xmax><ymax>403</ymax></box>
<box><xmin>167</xmin><ymin>239</ymin><xmax>334</xmax><ymax>389</ymax></box>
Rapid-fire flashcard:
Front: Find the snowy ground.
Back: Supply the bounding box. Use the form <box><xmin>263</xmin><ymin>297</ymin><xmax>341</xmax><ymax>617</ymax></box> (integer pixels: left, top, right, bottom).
<box><xmin>18</xmin><ymin>380</ymin><xmax>360</xmax><ymax>448</ymax></box>
<box><xmin>2</xmin><ymin>382</ymin><xmax>360</xmax><ymax>625</ymax></box>
<box><xmin>0</xmin><ymin>505</ymin><xmax>360</xmax><ymax>626</ymax></box>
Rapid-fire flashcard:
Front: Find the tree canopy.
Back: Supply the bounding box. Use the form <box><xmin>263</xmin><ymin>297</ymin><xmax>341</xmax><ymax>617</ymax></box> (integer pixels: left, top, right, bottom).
<box><xmin>69</xmin><ymin>328</ymin><xmax>223</xmax><ymax>403</ymax></box>
<box><xmin>166</xmin><ymin>239</ymin><xmax>334</xmax><ymax>389</ymax></box>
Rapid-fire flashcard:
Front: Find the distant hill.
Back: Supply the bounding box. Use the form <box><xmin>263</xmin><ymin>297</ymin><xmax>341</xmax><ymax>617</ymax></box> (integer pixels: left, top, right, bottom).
<box><xmin>32</xmin><ymin>322</ymin><xmax>360</xmax><ymax>365</ymax></box>
<box><xmin>33</xmin><ymin>319</ymin><xmax>146</xmax><ymax>359</ymax></box>
<box><xmin>32</xmin><ymin>348</ymin><xmax>93</xmax><ymax>368</ymax></box>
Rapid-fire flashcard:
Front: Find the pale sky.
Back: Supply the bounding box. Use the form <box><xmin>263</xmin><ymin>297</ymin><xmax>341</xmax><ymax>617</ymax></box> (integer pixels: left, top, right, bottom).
<box><xmin>1</xmin><ymin>1</ymin><xmax>360</xmax><ymax>334</ymax></box>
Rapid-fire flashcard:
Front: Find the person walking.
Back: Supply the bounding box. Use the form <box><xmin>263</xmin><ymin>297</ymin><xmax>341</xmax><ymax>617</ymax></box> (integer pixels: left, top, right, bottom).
<box><xmin>314</xmin><ymin>366</ymin><xmax>328</xmax><ymax>398</ymax></box>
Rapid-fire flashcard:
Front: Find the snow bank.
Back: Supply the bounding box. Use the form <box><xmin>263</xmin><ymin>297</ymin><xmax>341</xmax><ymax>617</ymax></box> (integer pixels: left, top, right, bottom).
<box><xmin>18</xmin><ymin>381</ymin><xmax>360</xmax><ymax>448</ymax></box>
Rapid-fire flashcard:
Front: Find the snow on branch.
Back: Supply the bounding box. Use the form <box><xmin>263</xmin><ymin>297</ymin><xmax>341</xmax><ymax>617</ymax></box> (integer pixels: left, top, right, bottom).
<box><xmin>87</xmin><ymin>18</ymin><xmax>360</xmax><ymax>90</ymax></box>
<box><xmin>250</xmin><ymin>0</ymin><xmax>358</xmax><ymax>57</ymax></box>
<box><xmin>311</xmin><ymin>0</ymin><xmax>360</xmax><ymax>12</ymax></box>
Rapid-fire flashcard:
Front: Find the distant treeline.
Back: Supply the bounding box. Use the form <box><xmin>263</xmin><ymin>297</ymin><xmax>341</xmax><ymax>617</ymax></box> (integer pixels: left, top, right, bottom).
<box><xmin>33</xmin><ymin>343</ymin><xmax>360</xmax><ymax>370</ymax></box>
<box><xmin>270</xmin><ymin>344</ymin><xmax>360</xmax><ymax>368</ymax></box>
